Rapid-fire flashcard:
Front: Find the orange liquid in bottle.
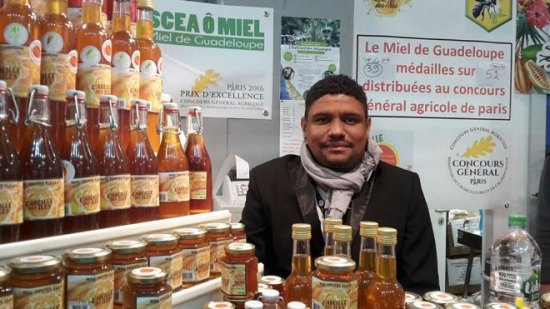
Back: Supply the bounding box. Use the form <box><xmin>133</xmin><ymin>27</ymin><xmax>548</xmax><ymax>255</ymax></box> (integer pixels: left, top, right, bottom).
<box><xmin>20</xmin><ymin>86</ymin><xmax>64</xmax><ymax>240</ymax></box>
<box><xmin>96</xmin><ymin>95</ymin><xmax>131</xmax><ymax>228</ymax></box>
<box><xmin>76</xmin><ymin>0</ymin><xmax>111</xmax><ymax>150</ymax></box>
<box><xmin>39</xmin><ymin>0</ymin><xmax>77</xmax><ymax>152</ymax></box>
<box><xmin>128</xmin><ymin>99</ymin><xmax>159</xmax><ymax>223</ymax></box>
<box><xmin>0</xmin><ymin>0</ymin><xmax>41</xmax><ymax>153</ymax></box>
<box><xmin>136</xmin><ymin>3</ymin><xmax>161</xmax><ymax>153</ymax></box>
<box><xmin>62</xmin><ymin>90</ymin><xmax>100</xmax><ymax>234</ymax></box>
<box><xmin>157</xmin><ymin>103</ymin><xmax>189</xmax><ymax>218</ymax></box>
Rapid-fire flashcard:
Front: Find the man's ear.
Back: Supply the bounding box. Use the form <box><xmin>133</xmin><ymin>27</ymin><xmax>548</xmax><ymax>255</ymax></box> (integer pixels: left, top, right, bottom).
<box><xmin>301</xmin><ymin>117</ymin><xmax>307</xmax><ymax>139</ymax></box>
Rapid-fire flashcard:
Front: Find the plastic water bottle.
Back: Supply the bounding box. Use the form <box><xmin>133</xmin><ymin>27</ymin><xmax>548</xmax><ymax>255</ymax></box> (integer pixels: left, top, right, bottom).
<box><xmin>489</xmin><ymin>214</ymin><xmax>542</xmax><ymax>308</ymax></box>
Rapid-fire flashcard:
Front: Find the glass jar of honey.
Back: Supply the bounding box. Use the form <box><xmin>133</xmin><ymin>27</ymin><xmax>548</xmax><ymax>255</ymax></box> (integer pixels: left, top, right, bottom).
<box><xmin>230</xmin><ymin>222</ymin><xmax>246</xmax><ymax>243</ymax></box>
<box><xmin>202</xmin><ymin>222</ymin><xmax>232</xmax><ymax>278</ymax></box>
<box><xmin>0</xmin><ymin>266</ymin><xmax>12</xmax><ymax>308</ymax></box>
<box><xmin>311</xmin><ymin>256</ymin><xmax>358</xmax><ymax>309</ymax></box>
<box><xmin>9</xmin><ymin>255</ymin><xmax>64</xmax><ymax>308</ymax></box>
<box><xmin>123</xmin><ymin>267</ymin><xmax>172</xmax><ymax>309</ymax></box>
<box><xmin>63</xmin><ymin>247</ymin><xmax>115</xmax><ymax>309</ymax></box>
<box><xmin>259</xmin><ymin>275</ymin><xmax>284</xmax><ymax>296</ymax></box>
<box><xmin>204</xmin><ymin>301</ymin><xmax>236</xmax><ymax>309</ymax></box>
<box><xmin>220</xmin><ymin>242</ymin><xmax>258</xmax><ymax>302</ymax></box>
<box><xmin>173</xmin><ymin>227</ymin><xmax>210</xmax><ymax>288</ymax></box>
<box><xmin>141</xmin><ymin>233</ymin><xmax>183</xmax><ymax>291</ymax></box>
<box><xmin>106</xmin><ymin>240</ymin><xmax>148</xmax><ymax>308</ymax></box>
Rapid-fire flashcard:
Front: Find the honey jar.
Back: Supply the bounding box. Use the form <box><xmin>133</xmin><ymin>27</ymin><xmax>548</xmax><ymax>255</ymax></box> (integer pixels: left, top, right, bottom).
<box><xmin>230</xmin><ymin>222</ymin><xmax>246</xmax><ymax>242</ymax></box>
<box><xmin>542</xmin><ymin>293</ymin><xmax>550</xmax><ymax>309</ymax></box>
<box><xmin>9</xmin><ymin>255</ymin><xmax>64</xmax><ymax>309</ymax></box>
<box><xmin>0</xmin><ymin>266</ymin><xmax>13</xmax><ymax>308</ymax></box>
<box><xmin>423</xmin><ymin>291</ymin><xmax>459</xmax><ymax>306</ymax></box>
<box><xmin>259</xmin><ymin>275</ymin><xmax>284</xmax><ymax>295</ymax></box>
<box><xmin>64</xmin><ymin>247</ymin><xmax>114</xmax><ymax>309</ymax></box>
<box><xmin>220</xmin><ymin>242</ymin><xmax>258</xmax><ymax>301</ymax></box>
<box><xmin>311</xmin><ymin>256</ymin><xmax>357</xmax><ymax>309</ymax></box>
<box><xmin>123</xmin><ymin>267</ymin><xmax>172</xmax><ymax>309</ymax></box>
<box><xmin>203</xmin><ymin>301</ymin><xmax>236</xmax><ymax>309</ymax></box>
<box><xmin>106</xmin><ymin>240</ymin><xmax>148</xmax><ymax>308</ymax></box>
<box><xmin>202</xmin><ymin>222</ymin><xmax>232</xmax><ymax>278</ymax></box>
<box><xmin>141</xmin><ymin>233</ymin><xmax>183</xmax><ymax>291</ymax></box>
<box><xmin>173</xmin><ymin>227</ymin><xmax>210</xmax><ymax>288</ymax></box>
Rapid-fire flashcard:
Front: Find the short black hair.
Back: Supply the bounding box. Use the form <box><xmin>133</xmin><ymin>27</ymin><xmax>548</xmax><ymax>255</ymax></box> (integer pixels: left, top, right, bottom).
<box><xmin>304</xmin><ymin>74</ymin><xmax>367</xmax><ymax>117</ymax></box>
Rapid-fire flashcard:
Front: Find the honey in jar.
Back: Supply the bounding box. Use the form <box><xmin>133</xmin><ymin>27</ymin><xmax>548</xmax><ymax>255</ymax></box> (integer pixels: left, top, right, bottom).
<box><xmin>220</xmin><ymin>242</ymin><xmax>258</xmax><ymax>302</ymax></box>
<box><xmin>0</xmin><ymin>266</ymin><xmax>12</xmax><ymax>308</ymax></box>
<box><xmin>202</xmin><ymin>222</ymin><xmax>232</xmax><ymax>278</ymax></box>
<box><xmin>123</xmin><ymin>267</ymin><xmax>171</xmax><ymax>309</ymax></box>
<box><xmin>9</xmin><ymin>255</ymin><xmax>64</xmax><ymax>308</ymax></box>
<box><xmin>312</xmin><ymin>256</ymin><xmax>358</xmax><ymax>309</ymax></box>
<box><xmin>64</xmin><ymin>247</ymin><xmax>115</xmax><ymax>309</ymax></box>
<box><xmin>106</xmin><ymin>239</ymin><xmax>148</xmax><ymax>309</ymax></box>
<box><xmin>204</xmin><ymin>301</ymin><xmax>236</xmax><ymax>309</ymax></box>
<box><xmin>173</xmin><ymin>227</ymin><xmax>210</xmax><ymax>288</ymax></box>
<box><xmin>230</xmin><ymin>222</ymin><xmax>246</xmax><ymax>243</ymax></box>
<box><xmin>141</xmin><ymin>233</ymin><xmax>183</xmax><ymax>291</ymax></box>
<box><xmin>259</xmin><ymin>276</ymin><xmax>284</xmax><ymax>296</ymax></box>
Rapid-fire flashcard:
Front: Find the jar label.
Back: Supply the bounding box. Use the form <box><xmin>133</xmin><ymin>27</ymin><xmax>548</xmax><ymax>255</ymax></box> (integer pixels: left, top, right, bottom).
<box><xmin>312</xmin><ymin>276</ymin><xmax>358</xmax><ymax>309</ymax></box>
<box><xmin>159</xmin><ymin>171</ymin><xmax>189</xmax><ymax>203</ymax></box>
<box><xmin>0</xmin><ymin>42</ymin><xmax>41</xmax><ymax>98</ymax></box>
<box><xmin>135</xmin><ymin>292</ymin><xmax>171</xmax><ymax>309</ymax></box>
<box><xmin>149</xmin><ymin>251</ymin><xmax>183</xmax><ymax>290</ymax></box>
<box><xmin>182</xmin><ymin>245</ymin><xmax>210</xmax><ymax>283</ymax></box>
<box><xmin>100</xmin><ymin>174</ymin><xmax>131</xmax><ymax>210</ymax></box>
<box><xmin>76</xmin><ymin>62</ymin><xmax>111</xmax><ymax>108</ymax></box>
<box><xmin>0</xmin><ymin>180</ymin><xmax>23</xmax><ymax>224</ymax></box>
<box><xmin>40</xmin><ymin>51</ymin><xmax>77</xmax><ymax>101</ymax></box>
<box><xmin>139</xmin><ymin>61</ymin><xmax>162</xmax><ymax>112</ymax></box>
<box><xmin>64</xmin><ymin>175</ymin><xmax>101</xmax><ymax>216</ymax></box>
<box><xmin>113</xmin><ymin>262</ymin><xmax>147</xmax><ymax>305</ymax></box>
<box><xmin>190</xmin><ymin>171</ymin><xmax>208</xmax><ymax>200</ymax></box>
<box><xmin>0</xmin><ymin>294</ymin><xmax>13</xmax><ymax>308</ymax></box>
<box><xmin>111</xmin><ymin>50</ymin><xmax>139</xmax><ymax>110</ymax></box>
<box><xmin>209</xmin><ymin>239</ymin><xmax>231</xmax><ymax>273</ymax></box>
<box><xmin>67</xmin><ymin>270</ymin><xmax>114</xmax><ymax>309</ymax></box>
<box><xmin>131</xmin><ymin>175</ymin><xmax>159</xmax><ymax>208</ymax></box>
<box><xmin>13</xmin><ymin>282</ymin><xmax>64</xmax><ymax>309</ymax></box>
<box><xmin>23</xmin><ymin>178</ymin><xmax>64</xmax><ymax>220</ymax></box>
<box><xmin>220</xmin><ymin>261</ymin><xmax>247</xmax><ymax>296</ymax></box>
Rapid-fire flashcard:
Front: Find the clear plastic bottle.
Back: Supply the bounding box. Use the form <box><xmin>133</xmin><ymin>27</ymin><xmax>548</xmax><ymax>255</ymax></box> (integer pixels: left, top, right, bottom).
<box><xmin>489</xmin><ymin>214</ymin><xmax>542</xmax><ymax>308</ymax></box>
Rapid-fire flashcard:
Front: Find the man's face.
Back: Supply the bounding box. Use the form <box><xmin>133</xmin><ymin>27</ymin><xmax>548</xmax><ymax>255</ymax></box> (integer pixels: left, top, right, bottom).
<box><xmin>301</xmin><ymin>94</ymin><xmax>371</xmax><ymax>172</ymax></box>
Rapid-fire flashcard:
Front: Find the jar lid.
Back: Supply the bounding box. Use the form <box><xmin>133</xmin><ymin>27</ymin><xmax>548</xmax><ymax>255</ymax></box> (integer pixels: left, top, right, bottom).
<box><xmin>360</xmin><ymin>221</ymin><xmax>378</xmax><ymax>237</ymax></box>
<box><xmin>64</xmin><ymin>248</ymin><xmax>112</xmax><ymax>264</ymax></box>
<box><xmin>202</xmin><ymin>222</ymin><xmax>231</xmax><ymax>233</ymax></box>
<box><xmin>444</xmin><ymin>302</ymin><xmax>481</xmax><ymax>309</ymax></box>
<box><xmin>407</xmin><ymin>300</ymin><xmax>443</xmax><ymax>309</ymax></box>
<box><xmin>172</xmin><ymin>227</ymin><xmax>206</xmax><ymax>239</ymax></box>
<box><xmin>423</xmin><ymin>291</ymin><xmax>459</xmax><ymax>304</ymax></box>
<box><xmin>9</xmin><ymin>255</ymin><xmax>62</xmax><ymax>273</ymax></box>
<box><xmin>260</xmin><ymin>288</ymin><xmax>279</xmax><ymax>300</ymax></box>
<box><xmin>314</xmin><ymin>256</ymin><xmax>355</xmax><ymax>272</ymax></box>
<box><xmin>377</xmin><ymin>227</ymin><xmax>397</xmax><ymax>246</ymax></box>
<box><xmin>483</xmin><ymin>303</ymin><xmax>517</xmax><ymax>309</ymax></box>
<box><xmin>141</xmin><ymin>233</ymin><xmax>178</xmax><ymax>245</ymax></box>
<box><xmin>106</xmin><ymin>240</ymin><xmax>147</xmax><ymax>254</ymax></box>
<box><xmin>260</xmin><ymin>275</ymin><xmax>284</xmax><ymax>286</ymax></box>
<box><xmin>204</xmin><ymin>301</ymin><xmax>235</xmax><ymax>309</ymax></box>
<box><xmin>230</xmin><ymin>222</ymin><xmax>245</xmax><ymax>232</ymax></box>
<box><xmin>292</xmin><ymin>223</ymin><xmax>311</xmax><ymax>240</ymax></box>
<box><xmin>0</xmin><ymin>266</ymin><xmax>11</xmax><ymax>282</ymax></box>
<box><xmin>225</xmin><ymin>242</ymin><xmax>255</xmax><ymax>255</ymax></box>
<box><xmin>333</xmin><ymin>225</ymin><xmax>352</xmax><ymax>242</ymax></box>
<box><xmin>404</xmin><ymin>291</ymin><xmax>422</xmax><ymax>304</ymax></box>
<box><xmin>127</xmin><ymin>267</ymin><xmax>166</xmax><ymax>284</ymax></box>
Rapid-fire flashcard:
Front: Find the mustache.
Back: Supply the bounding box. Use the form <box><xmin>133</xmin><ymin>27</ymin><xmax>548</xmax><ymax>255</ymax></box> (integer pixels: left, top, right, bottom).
<box><xmin>322</xmin><ymin>140</ymin><xmax>351</xmax><ymax>147</ymax></box>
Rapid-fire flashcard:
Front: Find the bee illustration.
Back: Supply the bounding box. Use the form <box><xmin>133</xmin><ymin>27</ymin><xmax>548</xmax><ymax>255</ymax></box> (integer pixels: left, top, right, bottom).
<box><xmin>472</xmin><ymin>0</ymin><xmax>497</xmax><ymax>21</ymax></box>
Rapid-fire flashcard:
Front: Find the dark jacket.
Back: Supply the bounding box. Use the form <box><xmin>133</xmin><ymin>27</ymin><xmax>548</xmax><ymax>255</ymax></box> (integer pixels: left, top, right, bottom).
<box><xmin>241</xmin><ymin>155</ymin><xmax>440</xmax><ymax>294</ymax></box>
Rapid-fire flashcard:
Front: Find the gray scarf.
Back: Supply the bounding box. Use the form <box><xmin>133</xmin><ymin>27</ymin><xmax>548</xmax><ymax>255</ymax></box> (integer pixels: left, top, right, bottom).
<box><xmin>300</xmin><ymin>137</ymin><xmax>383</xmax><ymax>219</ymax></box>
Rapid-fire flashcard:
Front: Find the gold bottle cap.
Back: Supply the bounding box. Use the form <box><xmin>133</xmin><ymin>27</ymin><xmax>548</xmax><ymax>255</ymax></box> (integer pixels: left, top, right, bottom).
<box><xmin>106</xmin><ymin>240</ymin><xmax>147</xmax><ymax>254</ymax></box>
<box><xmin>323</xmin><ymin>218</ymin><xmax>342</xmax><ymax>233</ymax></box>
<box><xmin>172</xmin><ymin>227</ymin><xmax>207</xmax><ymax>239</ymax></box>
<box><xmin>141</xmin><ymin>233</ymin><xmax>178</xmax><ymax>246</ymax></box>
<box><xmin>136</xmin><ymin>0</ymin><xmax>153</xmax><ymax>9</ymax></box>
<box><xmin>292</xmin><ymin>223</ymin><xmax>311</xmax><ymax>240</ymax></box>
<box><xmin>9</xmin><ymin>255</ymin><xmax>62</xmax><ymax>274</ymax></box>
<box><xmin>360</xmin><ymin>221</ymin><xmax>378</xmax><ymax>237</ymax></box>
<box><xmin>377</xmin><ymin>227</ymin><xmax>397</xmax><ymax>245</ymax></box>
<box><xmin>64</xmin><ymin>247</ymin><xmax>112</xmax><ymax>264</ymax></box>
<box><xmin>333</xmin><ymin>225</ymin><xmax>352</xmax><ymax>242</ymax></box>
<box><xmin>201</xmin><ymin>222</ymin><xmax>231</xmax><ymax>233</ymax></box>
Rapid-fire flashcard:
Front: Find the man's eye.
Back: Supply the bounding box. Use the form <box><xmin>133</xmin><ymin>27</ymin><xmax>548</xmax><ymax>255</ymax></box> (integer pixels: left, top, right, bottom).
<box><xmin>344</xmin><ymin>117</ymin><xmax>360</xmax><ymax>124</ymax></box>
<box><xmin>314</xmin><ymin>117</ymin><xmax>329</xmax><ymax>123</ymax></box>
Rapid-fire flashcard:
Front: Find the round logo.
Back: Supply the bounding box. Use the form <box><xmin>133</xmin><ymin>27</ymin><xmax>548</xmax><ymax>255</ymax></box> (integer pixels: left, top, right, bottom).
<box><xmin>67</xmin><ymin>50</ymin><xmax>78</xmax><ymax>74</ymax></box>
<box><xmin>41</xmin><ymin>31</ymin><xmax>64</xmax><ymax>53</ymax></box>
<box><xmin>379</xmin><ymin>143</ymin><xmax>399</xmax><ymax>166</ymax></box>
<box><xmin>80</xmin><ymin>46</ymin><xmax>101</xmax><ymax>66</ymax></box>
<box><xmin>112</xmin><ymin>51</ymin><xmax>131</xmax><ymax>70</ymax></box>
<box><xmin>131</xmin><ymin>50</ymin><xmax>140</xmax><ymax>69</ymax></box>
<box><xmin>102</xmin><ymin>39</ymin><xmax>112</xmax><ymax>63</ymax></box>
<box><xmin>447</xmin><ymin>127</ymin><xmax>509</xmax><ymax>194</ymax></box>
<box><xmin>29</xmin><ymin>40</ymin><xmax>42</xmax><ymax>65</ymax></box>
<box><xmin>4</xmin><ymin>23</ymin><xmax>28</xmax><ymax>46</ymax></box>
<box><xmin>140</xmin><ymin>60</ymin><xmax>158</xmax><ymax>77</ymax></box>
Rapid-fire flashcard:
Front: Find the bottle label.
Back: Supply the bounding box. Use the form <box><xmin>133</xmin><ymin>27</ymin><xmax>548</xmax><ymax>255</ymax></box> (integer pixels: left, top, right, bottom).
<box><xmin>312</xmin><ymin>276</ymin><xmax>358</xmax><ymax>309</ymax></box>
<box><xmin>159</xmin><ymin>171</ymin><xmax>190</xmax><ymax>203</ymax></box>
<box><xmin>0</xmin><ymin>38</ymin><xmax>41</xmax><ymax>97</ymax></box>
<box><xmin>209</xmin><ymin>239</ymin><xmax>231</xmax><ymax>273</ymax></box>
<box><xmin>182</xmin><ymin>245</ymin><xmax>210</xmax><ymax>283</ymax></box>
<box><xmin>77</xmin><ymin>43</ymin><xmax>111</xmax><ymax>108</ymax></box>
<box><xmin>64</xmin><ymin>175</ymin><xmax>101</xmax><ymax>216</ymax></box>
<box><xmin>0</xmin><ymin>294</ymin><xmax>13</xmax><ymax>308</ymax></box>
<box><xmin>220</xmin><ymin>261</ymin><xmax>247</xmax><ymax>296</ymax></box>
<box><xmin>139</xmin><ymin>59</ymin><xmax>162</xmax><ymax>112</ymax></box>
<box><xmin>113</xmin><ymin>262</ymin><xmax>147</xmax><ymax>305</ymax></box>
<box><xmin>67</xmin><ymin>270</ymin><xmax>114</xmax><ymax>309</ymax></box>
<box><xmin>490</xmin><ymin>262</ymin><xmax>541</xmax><ymax>306</ymax></box>
<box><xmin>100</xmin><ymin>174</ymin><xmax>131</xmax><ymax>210</ymax></box>
<box><xmin>130</xmin><ymin>175</ymin><xmax>159</xmax><ymax>208</ymax></box>
<box><xmin>23</xmin><ymin>178</ymin><xmax>64</xmax><ymax>220</ymax></box>
<box><xmin>111</xmin><ymin>50</ymin><xmax>140</xmax><ymax>110</ymax></box>
<box><xmin>135</xmin><ymin>292</ymin><xmax>171</xmax><ymax>309</ymax></box>
<box><xmin>148</xmin><ymin>251</ymin><xmax>183</xmax><ymax>290</ymax></box>
<box><xmin>0</xmin><ymin>180</ymin><xmax>23</xmax><ymax>224</ymax></box>
<box><xmin>40</xmin><ymin>49</ymin><xmax>78</xmax><ymax>101</ymax></box>
<box><xmin>190</xmin><ymin>171</ymin><xmax>208</xmax><ymax>200</ymax></box>
<box><xmin>12</xmin><ymin>282</ymin><xmax>64</xmax><ymax>309</ymax></box>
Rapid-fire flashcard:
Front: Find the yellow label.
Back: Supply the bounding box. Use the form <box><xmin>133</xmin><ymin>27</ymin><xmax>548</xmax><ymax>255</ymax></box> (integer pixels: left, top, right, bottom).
<box><xmin>149</xmin><ymin>251</ymin><xmax>183</xmax><ymax>290</ymax></box>
<box><xmin>65</xmin><ymin>175</ymin><xmax>101</xmax><ymax>216</ymax></box>
<box><xmin>139</xmin><ymin>73</ymin><xmax>162</xmax><ymax>112</ymax></box>
<box><xmin>0</xmin><ymin>44</ymin><xmax>41</xmax><ymax>97</ymax></box>
<box><xmin>13</xmin><ymin>282</ymin><xmax>64</xmax><ymax>309</ymax></box>
<box><xmin>136</xmin><ymin>292</ymin><xmax>171</xmax><ymax>309</ymax></box>
<box><xmin>67</xmin><ymin>270</ymin><xmax>114</xmax><ymax>309</ymax></box>
<box><xmin>23</xmin><ymin>178</ymin><xmax>64</xmax><ymax>220</ymax></box>
<box><xmin>159</xmin><ymin>171</ymin><xmax>189</xmax><ymax>203</ymax></box>
<box><xmin>130</xmin><ymin>175</ymin><xmax>159</xmax><ymax>208</ymax></box>
<box><xmin>220</xmin><ymin>261</ymin><xmax>247</xmax><ymax>296</ymax></box>
<box><xmin>182</xmin><ymin>245</ymin><xmax>210</xmax><ymax>283</ymax></box>
<box><xmin>41</xmin><ymin>52</ymin><xmax>77</xmax><ymax>101</ymax></box>
<box><xmin>0</xmin><ymin>294</ymin><xmax>13</xmax><ymax>309</ymax></box>
<box><xmin>312</xmin><ymin>277</ymin><xmax>358</xmax><ymax>309</ymax></box>
<box><xmin>77</xmin><ymin>64</ymin><xmax>111</xmax><ymax>108</ymax></box>
<box><xmin>100</xmin><ymin>174</ymin><xmax>131</xmax><ymax>210</ymax></box>
<box><xmin>209</xmin><ymin>239</ymin><xmax>231</xmax><ymax>273</ymax></box>
<box><xmin>190</xmin><ymin>171</ymin><xmax>208</xmax><ymax>200</ymax></box>
<box><xmin>0</xmin><ymin>180</ymin><xmax>23</xmax><ymax>224</ymax></box>
<box><xmin>113</xmin><ymin>262</ymin><xmax>147</xmax><ymax>306</ymax></box>
<box><xmin>112</xmin><ymin>56</ymin><xmax>139</xmax><ymax>110</ymax></box>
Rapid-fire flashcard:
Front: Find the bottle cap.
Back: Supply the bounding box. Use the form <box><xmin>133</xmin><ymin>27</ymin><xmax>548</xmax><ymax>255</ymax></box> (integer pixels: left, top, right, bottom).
<box><xmin>292</xmin><ymin>223</ymin><xmax>311</xmax><ymax>240</ymax></box>
<box><xmin>360</xmin><ymin>221</ymin><xmax>378</xmax><ymax>237</ymax></box>
<box><xmin>100</xmin><ymin>95</ymin><xmax>118</xmax><ymax>104</ymax></box>
<box><xmin>224</xmin><ymin>242</ymin><xmax>255</xmax><ymax>255</ymax></box>
<box><xmin>333</xmin><ymin>225</ymin><xmax>352</xmax><ymax>242</ymax></box>
<box><xmin>29</xmin><ymin>85</ymin><xmax>48</xmax><ymax>95</ymax></box>
<box><xmin>377</xmin><ymin>227</ymin><xmax>397</xmax><ymax>246</ymax></box>
<box><xmin>314</xmin><ymin>256</ymin><xmax>355</xmax><ymax>272</ymax></box>
<box><xmin>141</xmin><ymin>233</ymin><xmax>178</xmax><ymax>246</ymax></box>
<box><xmin>136</xmin><ymin>0</ymin><xmax>153</xmax><ymax>9</ymax></box>
<box><xmin>161</xmin><ymin>93</ymin><xmax>172</xmax><ymax>103</ymax></box>
<box><xmin>244</xmin><ymin>300</ymin><xmax>263</xmax><ymax>309</ymax></box>
<box><xmin>508</xmin><ymin>214</ymin><xmax>526</xmax><ymax>228</ymax></box>
<box><xmin>162</xmin><ymin>102</ymin><xmax>178</xmax><ymax>111</ymax></box>
<box><xmin>66</xmin><ymin>90</ymin><xmax>86</xmax><ymax>100</ymax></box>
<box><xmin>287</xmin><ymin>301</ymin><xmax>307</xmax><ymax>309</ymax></box>
<box><xmin>261</xmin><ymin>288</ymin><xmax>279</xmax><ymax>300</ymax></box>
<box><xmin>323</xmin><ymin>218</ymin><xmax>342</xmax><ymax>233</ymax></box>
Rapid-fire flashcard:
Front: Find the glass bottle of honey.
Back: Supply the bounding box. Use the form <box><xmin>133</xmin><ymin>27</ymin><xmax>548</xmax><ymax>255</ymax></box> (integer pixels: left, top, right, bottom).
<box><xmin>283</xmin><ymin>223</ymin><xmax>312</xmax><ymax>307</ymax></box>
<box><xmin>76</xmin><ymin>0</ymin><xmax>112</xmax><ymax>149</ymax></box>
<box><xmin>62</xmin><ymin>89</ymin><xmax>100</xmax><ymax>234</ymax></box>
<box><xmin>366</xmin><ymin>227</ymin><xmax>405</xmax><ymax>309</ymax></box>
<box><xmin>323</xmin><ymin>218</ymin><xmax>341</xmax><ymax>256</ymax></box>
<box><xmin>157</xmin><ymin>102</ymin><xmax>189</xmax><ymax>218</ymax></box>
<box><xmin>185</xmin><ymin>106</ymin><xmax>213</xmax><ymax>214</ymax></box>
<box><xmin>136</xmin><ymin>0</ymin><xmax>161</xmax><ymax>152</ymax></box>
<box><xmin>96</xmin><ymin>95</ymin><xmax>131</xmax><ymax>228</ymax></box>
<box><xmin>39</xmin><ymin>0</ymin><xmax>77</xmax><ymax>152</ymax></box>
<box><xmin>111</xmin><ymin>0</ymin><xmax>139</xmax><ymax>151</ymax></box>
<box><xmin>0</xmin><ymin>0</ymin><xmax>41</xmax><ymax>153</ymax></box>
<box><xmin>356</xmin><ymin>221</ymin><xmax>378</xmax><ymax>308</ymax></box>
<box><xmin>332</xmin><ymin>224</ymin><xmax>352</xmax><ymax>258</ymax></box>
<box><xmin>20</xmin><ymin>85</ymin><xmax>64</xmax><ymax>240</ymax></box>
<box><xmin>0</xmin><ymin>80</ymin><xmax>22</xmax><ymax>244</ymax></box>
<box><xmin>128</xmin><ymin>99</ymin><xmax>159</xmax><ymax>223</ymax></box>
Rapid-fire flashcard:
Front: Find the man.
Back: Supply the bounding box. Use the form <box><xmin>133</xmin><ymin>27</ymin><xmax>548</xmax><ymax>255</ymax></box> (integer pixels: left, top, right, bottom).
<box><xmin>241</xmin><ymin>74</ymin><xmax>439</xmax><ymax>294</ymax></box>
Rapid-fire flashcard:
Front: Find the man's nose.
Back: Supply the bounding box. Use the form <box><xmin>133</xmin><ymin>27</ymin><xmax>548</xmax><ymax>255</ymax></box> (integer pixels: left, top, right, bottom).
<box><xmin>328</xmin><ymin>120</ymin><xmax>345</xmax><ymax>137</ymax></box>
